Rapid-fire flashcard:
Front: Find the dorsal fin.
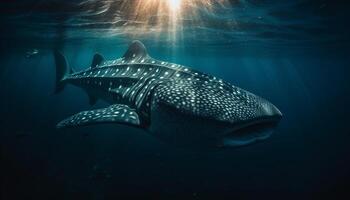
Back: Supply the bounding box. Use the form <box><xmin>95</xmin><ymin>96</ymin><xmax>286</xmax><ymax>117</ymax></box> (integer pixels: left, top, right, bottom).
<box><xmin>122</xmin><ymin>40</ymin><xmax>148</xmax><ymax>60</ymax></box>
<box><xmin>91</xmin><ymin>53</ymin><xmax>104</xmax><ymax>68</ymax></box>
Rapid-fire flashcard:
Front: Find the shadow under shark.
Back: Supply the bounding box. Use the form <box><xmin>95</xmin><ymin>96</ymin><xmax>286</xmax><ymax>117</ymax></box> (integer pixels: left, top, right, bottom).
<box><xmin>54</xmin><ymin>41</ymin><xmax>282</xmax><ymax>148</ymax></box>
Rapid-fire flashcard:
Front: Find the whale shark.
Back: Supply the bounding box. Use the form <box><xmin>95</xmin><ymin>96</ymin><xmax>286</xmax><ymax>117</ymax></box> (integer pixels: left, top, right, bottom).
<box><xmin>54</xmin><ymin>40</ymin><xmax>282</xmax><ymax>148</ymax></box>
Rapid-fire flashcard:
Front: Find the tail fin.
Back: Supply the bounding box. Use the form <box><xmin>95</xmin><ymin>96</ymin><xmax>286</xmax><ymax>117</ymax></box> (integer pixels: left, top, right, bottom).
<box><xmin>54</xmin><ymin>50</ymin><xmax>72</xmax><ymax>94</ymax></box>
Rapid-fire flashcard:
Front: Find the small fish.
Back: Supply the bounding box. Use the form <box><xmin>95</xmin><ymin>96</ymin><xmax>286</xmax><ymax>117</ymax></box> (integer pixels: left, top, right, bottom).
<box><xmin>26</xmin><ymin>48</ymin><xmax>39</xmax><ymax>58</ymax></box>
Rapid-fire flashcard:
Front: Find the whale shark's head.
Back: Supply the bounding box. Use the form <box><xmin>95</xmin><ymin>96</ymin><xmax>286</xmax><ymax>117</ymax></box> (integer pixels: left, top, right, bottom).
<box><xmin>150</xmin><ymin>79</ymin><xmax>282</xmax><ymax>148</ymax></box>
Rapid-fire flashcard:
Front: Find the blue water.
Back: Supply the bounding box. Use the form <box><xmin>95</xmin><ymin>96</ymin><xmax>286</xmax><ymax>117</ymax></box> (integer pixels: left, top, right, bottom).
<box><xmin>1</xmin><ymin>0</ymin><xmax>350</xmax><ymax>199</ymax></box>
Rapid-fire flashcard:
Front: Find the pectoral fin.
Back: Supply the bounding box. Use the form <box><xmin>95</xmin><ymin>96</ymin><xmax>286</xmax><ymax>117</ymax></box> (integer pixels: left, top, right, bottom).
<box><xmin>57</xmin><ymin>104</ymin><xmax>140</xmax><ymax>129</ymax></box>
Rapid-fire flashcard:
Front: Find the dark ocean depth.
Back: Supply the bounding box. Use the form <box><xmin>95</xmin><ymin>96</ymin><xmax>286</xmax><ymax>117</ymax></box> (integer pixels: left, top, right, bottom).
<box><xmin>1</xmin><ymin>0</ymin><xmax>350</xmax><ymax>199</ymax></box>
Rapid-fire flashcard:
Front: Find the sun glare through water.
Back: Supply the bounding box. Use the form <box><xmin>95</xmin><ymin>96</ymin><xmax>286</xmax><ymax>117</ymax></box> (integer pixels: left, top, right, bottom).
<box><xmin>107</xmin><ymin>0</ymin><xmax>231</xmax><ymax>43</ymax></box>
<box><xmin>168</xmin><ymin>0</ymin><xmax>182</xmax><ymax>12</ymax></box>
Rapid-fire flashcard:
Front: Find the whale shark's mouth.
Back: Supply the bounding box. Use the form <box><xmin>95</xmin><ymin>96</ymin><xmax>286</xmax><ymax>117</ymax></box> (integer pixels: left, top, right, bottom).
<box><xmin>221</xmin><ymin>119</ymin><xmax>280</xmax><ymax>147</ymax></box>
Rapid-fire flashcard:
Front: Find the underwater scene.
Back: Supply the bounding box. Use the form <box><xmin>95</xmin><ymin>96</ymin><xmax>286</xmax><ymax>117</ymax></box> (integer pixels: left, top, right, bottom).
<box><xmin>1</xmin><ymin>0</ymin><xmax>350</xmax><ymax>199</ymax></box>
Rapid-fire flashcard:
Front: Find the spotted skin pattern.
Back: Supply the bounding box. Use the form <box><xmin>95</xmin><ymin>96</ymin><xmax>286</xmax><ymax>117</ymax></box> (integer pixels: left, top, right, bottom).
<box><xmin>56</xmin><ymin>41</ymin><xmax>282</xmax><ymax>148</ymax></box>
<box><xmin>57</xmin><ymin>104</ymin><xmax>140</xmax><ymax>128</ymax></box>
<box><xmin>153</xmin><ymin>77</ymin><xmax>266</xmax><ymax>124</ymax></box>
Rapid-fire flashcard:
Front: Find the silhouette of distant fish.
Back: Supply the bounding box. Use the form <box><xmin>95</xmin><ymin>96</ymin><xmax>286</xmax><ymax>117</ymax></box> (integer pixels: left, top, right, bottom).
<box><xmin>26</xmin><ymin>49</ymin><xmax>39</xmax><ymax>58</ymax></box>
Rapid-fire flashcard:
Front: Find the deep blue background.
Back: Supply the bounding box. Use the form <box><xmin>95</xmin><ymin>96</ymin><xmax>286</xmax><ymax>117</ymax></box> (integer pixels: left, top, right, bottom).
<box><xmin>1</xmin><ymin>0</ymin><xmax>350</xmax><ymax>199</ymax></box>
<box><xmin>2</xmin><ymin>44</ymin><xmax>350</xmax><ymax>199</ymax></box>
